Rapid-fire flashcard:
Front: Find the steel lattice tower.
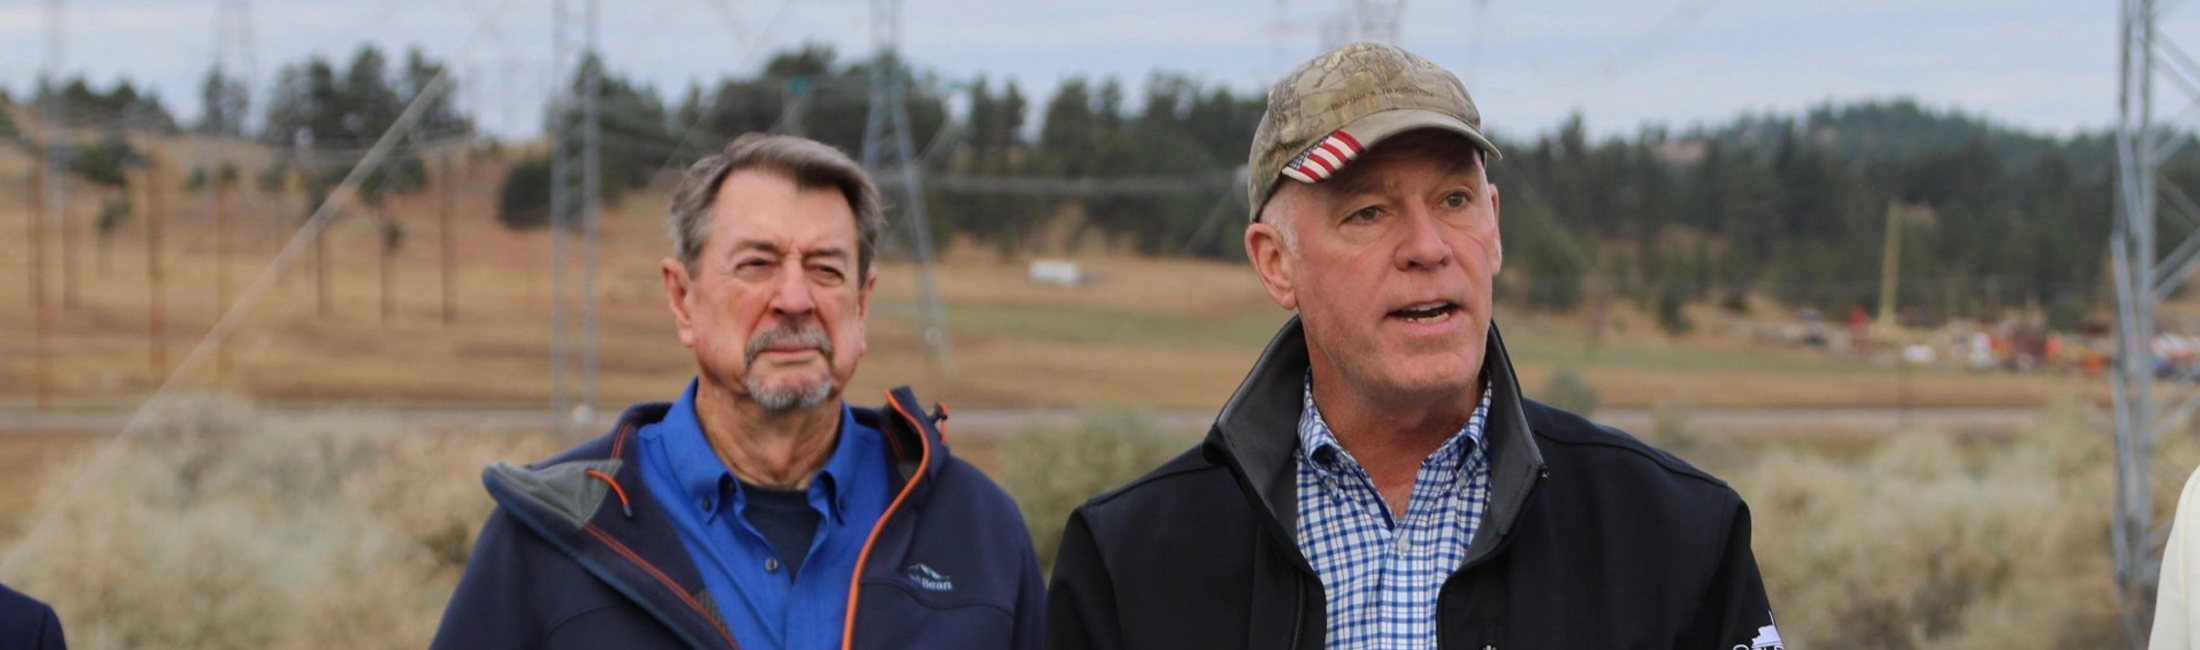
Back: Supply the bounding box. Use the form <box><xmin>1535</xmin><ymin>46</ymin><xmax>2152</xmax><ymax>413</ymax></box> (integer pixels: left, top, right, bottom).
<box><xmin>213</xmin><ymin>0</ymin><xmax>257</xmax><ymax>131</ymax></box>
<box><xmin>549</xmin><ymin>0</ymin><xmax>602</xmax><ymax>436</ymax></box>
<box><xmin>2113</xmin><ymin>0</ymin><xmax>2200</xmax><ymax>641</ymax></box>
<box><xmin>861</xmin><ymin>0</ymin><xmax>954</xmax><ymax>376</ymax></box>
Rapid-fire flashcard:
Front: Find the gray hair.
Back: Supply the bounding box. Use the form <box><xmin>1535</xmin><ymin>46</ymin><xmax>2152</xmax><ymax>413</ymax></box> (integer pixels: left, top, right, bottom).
<box><xmin>669</xmin><ymin>133</ymin><xmax>885</xmax><ymax>278</ymax></box>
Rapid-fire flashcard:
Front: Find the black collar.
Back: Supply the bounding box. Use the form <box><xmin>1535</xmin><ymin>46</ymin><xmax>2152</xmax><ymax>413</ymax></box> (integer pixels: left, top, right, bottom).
<box><xmin>1203</xmin><ymin>317</ymin><xmax>1547</xmax><ymax>557</ymax></box>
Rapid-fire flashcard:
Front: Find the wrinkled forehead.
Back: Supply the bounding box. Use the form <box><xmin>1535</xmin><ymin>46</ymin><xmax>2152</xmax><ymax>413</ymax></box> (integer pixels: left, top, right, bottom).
<box><xmin>710</xmin><ymin>173</ymin><xmax>861</xmax><ymax>241</ymax></box>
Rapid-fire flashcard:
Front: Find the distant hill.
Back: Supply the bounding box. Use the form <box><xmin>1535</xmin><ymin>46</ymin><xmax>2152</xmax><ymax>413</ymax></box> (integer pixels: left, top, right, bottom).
<box><xmin>1486</xmin><ymin>98</ymin><xmax>2116</xmax><ymax>330</ymax></box>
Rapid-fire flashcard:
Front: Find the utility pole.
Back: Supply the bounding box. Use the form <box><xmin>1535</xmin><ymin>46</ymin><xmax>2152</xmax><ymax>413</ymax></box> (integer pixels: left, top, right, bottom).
<box><xmin>379</xmin><ymin>198</ymin><xmax>395</xmax><ymax>326</ymax></box>
<box><xmin>31</xmin><ymin>128</ymin><xmax>53</xmax><ymax>411</ymax></box>
<box><xmin>441</xmin><ymin>147</ymin><xmax>457</xmax><ymax>323</ymax></box>
<box><xmin>1876</xmin><ymin>201</ymin><xmax>1904</xmax><ymax>330</ymax></box>
<box><xmin>862</xmin><ymin>0</ymin><xmax>955</xmax><ymax>376</ymax></box>
<box><xmin>143</xmin><ymin>161</ymin><xmax>167</xmax><ymax>376</ymax></box>
<box><xmin>549</xmin><ymin>0</ymin><xmax>602</xmax><ymax>436</ymax></box>
<box><xmin>47</xmin><ymin>0</ymin><xmax>78</xmax><ymax>311</ymax></box>
<box><xmin>317</xmin><ymin>204</ymin><xmax>333</xmax><ymax>318</ymax></box>
<box><xmin>215</xmin><ymin>164</ymin><xmax>232</xmax><ymax>376</ymax></box>
<box><xmin>39</xmin><ymin>0</ymin><xmax>65</xmax><ymax>407</ymax></box>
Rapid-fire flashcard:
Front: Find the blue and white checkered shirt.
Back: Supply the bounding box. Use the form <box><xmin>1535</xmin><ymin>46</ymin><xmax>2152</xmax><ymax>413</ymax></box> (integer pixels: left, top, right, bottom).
<box><xmin>1295</xmin><ymin>376</ymin><xmax>1493</xmax><ymax>650</ymax></box>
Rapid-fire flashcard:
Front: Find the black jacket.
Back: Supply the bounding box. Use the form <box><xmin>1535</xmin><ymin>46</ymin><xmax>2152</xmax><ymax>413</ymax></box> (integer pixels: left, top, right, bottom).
<box><xmin>431</xmin><ymin>387</ymin><xmax>1046</xmax><ymax>650</ymax></box>
<box><xmin>0</xmin><ymin>583</ymin><xmax>64</xmax><ymax>650</ymax></box>
<box><xmin>1046</xmin><ymin>320</ymin><xmax>1779</xmax><ymax>650</ymax></box>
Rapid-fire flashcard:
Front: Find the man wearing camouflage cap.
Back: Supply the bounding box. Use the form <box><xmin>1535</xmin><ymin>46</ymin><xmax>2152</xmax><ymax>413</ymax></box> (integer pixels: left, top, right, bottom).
<box><xmin>1044</xmin><ymin>42</ymin><xmax>1780</xmax><ymax>649</ymax></box>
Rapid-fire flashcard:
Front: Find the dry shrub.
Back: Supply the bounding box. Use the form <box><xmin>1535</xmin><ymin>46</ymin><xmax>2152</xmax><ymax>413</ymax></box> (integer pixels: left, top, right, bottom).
<box><xmin>997</xmin><ymin>409</ymin><xmax>1193</xmax><ymax>573</ymax></box>
<box><xmin>1732</xmin><ymin>398</ymin><xmax>2122</xmax><ymax>649</ymax></box>
<box><xmin>1540</xmin><ymin>368</ymin><xmax>1599</xmax><ymax>418</ymax></box>
<box><xmin>16</xmin><ymin>394</ymin><xmax>2153</xmax><ymax>648</ymax></box>
<box><xmin>6</xmin><ymin>397</ymin><xmax>562</xmax><ymax>650</ymax></box>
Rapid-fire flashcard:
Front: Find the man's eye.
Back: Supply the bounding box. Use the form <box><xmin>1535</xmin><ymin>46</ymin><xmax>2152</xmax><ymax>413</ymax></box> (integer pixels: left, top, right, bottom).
<box><xmin>1347</xmin><ymin>206</ymin><xmax>1381</xmax><ymax>222</ymax></box>
<box><xmin>809</xmin><ymin>265</ymin><xmax>846</xmax><ymax>284</ymax></box>
<box><xmin>1443</xmin><ymin>191</ymin><xmax>1471</xmax><ymax>208</ymax></box>
<box><xmin>733</xmin><ymin>258</ymin><xmax>776</xmax><ymax>278</ymax></box>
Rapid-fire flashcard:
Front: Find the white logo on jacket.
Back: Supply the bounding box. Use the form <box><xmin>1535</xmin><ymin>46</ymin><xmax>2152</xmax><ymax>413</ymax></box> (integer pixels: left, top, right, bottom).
<box><xmin>1732</xmin><ymin>617</ymin><xmax>1783</xmax><ymax>650</ymax></box>
<box><xmin>905</xmin><ymin>563</ymin><xmax>954</xmax><ymax>592</ymax></box>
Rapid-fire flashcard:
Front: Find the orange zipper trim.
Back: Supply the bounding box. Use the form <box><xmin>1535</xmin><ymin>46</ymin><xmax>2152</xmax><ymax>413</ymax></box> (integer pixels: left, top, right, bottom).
<box><xmin>584</xmin><ymin>523</ymin><xmax>741</xmax><ymax>649</ymax></box>
<box><xmin>584</xmin><ymin>469</ymin><xmax>633</xmax><ymax>517</ymax></box>
<box><xmin>590</xmin><ymin>416</ymin><xmax>729</xmax><ymax>646</ymax></box>
<box><xmin>839</xmin><ymin>391</ymin><xmax>936</xmax><ymax>650</ymax></box>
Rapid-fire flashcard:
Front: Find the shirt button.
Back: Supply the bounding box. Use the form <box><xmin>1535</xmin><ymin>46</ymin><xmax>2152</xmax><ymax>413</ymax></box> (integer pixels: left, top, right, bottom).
<box><xmin>765</xmin><ymin>558</ymin><xmax>781</xmax><ymax>573</ymax></box>
<box><xmin>700</xmin><ymin>498</ymin><xmax>713</xmax><ymax>512</ymax></box>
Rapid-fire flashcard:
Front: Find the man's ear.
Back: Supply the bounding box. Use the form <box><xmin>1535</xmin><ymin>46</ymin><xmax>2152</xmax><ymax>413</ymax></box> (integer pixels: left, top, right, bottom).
<box><xmin>1245</xmin><ymin>220</ymin><xmax>1299</xmax><ymax>311</ymax></box>
<box><xmin>854</xmin><ymin>266</ymin><xmax>877</xmax><ymax>358</ymax></box>
<box><xmin>1488</xmin><ymin>183</ymin><xmax>1503</xmax><ymax>274</ymax></box>
<box><xmin>661</xmin><ymin>258</ymin><xmax>698</xmax><ymax>348</ymax></box>
<box><xmin>858</xmin><ymin>266</ymin><xmax>877</xmax><ymax>318</ymax></box>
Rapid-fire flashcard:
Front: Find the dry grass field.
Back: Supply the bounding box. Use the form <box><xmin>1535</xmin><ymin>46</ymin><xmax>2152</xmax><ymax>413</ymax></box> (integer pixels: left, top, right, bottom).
<box><xmin>0</xmin><ymin>397</ymin><xmax>2183</xmax><ymax>649</ymax></box>
<box><xmin>0</xmin><ymin>134</ymin><xmax>2114</xmax><ymax>415</ymax></box>
<box><xmin>2</xmin><ymin>399</ymin><xmax>567</xmax><ymax>649</ymax></box>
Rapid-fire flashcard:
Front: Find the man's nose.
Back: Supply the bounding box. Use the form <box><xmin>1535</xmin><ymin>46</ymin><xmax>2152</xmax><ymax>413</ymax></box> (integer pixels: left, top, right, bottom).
<box><xmin>1394</xmin><ymin>206</ymin><xmax>1453</xmax><ymax>270</ymax></box>
<box><xmin>768</xmin><ymin>262</ymin><xmax>817</xmax><ymax>314</ymax></box>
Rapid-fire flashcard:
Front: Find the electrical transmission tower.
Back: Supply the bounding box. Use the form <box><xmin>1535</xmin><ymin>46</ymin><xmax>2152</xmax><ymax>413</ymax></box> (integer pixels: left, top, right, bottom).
<box><xmin>1329</xmin><ymin>0</ymin><xmax>1404</xmax><ymax>46</ymax></box>
<box><xmin>31</xmin><ymin>0</ymin><xmax>68</xmax><ymax>410</ymax></box>
<box><xmin>549</xmin><ymin>0</ymin><xmax>602</xmax><ymax>436</ymax></box>
<box><xmin>2114</xmin><ymin>0</ymin><xmax>2200</xmax><ymax>641</ymax></box>
<box><xmin>1274</xmin><ymin>0</ymin><xmax>1406</xmax><ymax>51</ymax></box>
<box><xmin>213</xmin><ymin>0</ymin><xmax>257</xmax><ymax>122</ymax></box>
<box><xmin>204</xmin><ymin>0</ymin><xmax>257</xmax><ymax>377</ymax></box>
<box><xmin>861</xmin><ymin>0</ymin><xmax>954</xmax><ymax>376</ymax></box>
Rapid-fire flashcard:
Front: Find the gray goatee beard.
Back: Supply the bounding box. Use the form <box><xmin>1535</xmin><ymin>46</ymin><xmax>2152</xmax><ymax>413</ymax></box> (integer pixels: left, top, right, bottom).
<box><xmin>744</xmin><ymin>322</ymin><xmax>836</xmax><ymax>411</ymax></box>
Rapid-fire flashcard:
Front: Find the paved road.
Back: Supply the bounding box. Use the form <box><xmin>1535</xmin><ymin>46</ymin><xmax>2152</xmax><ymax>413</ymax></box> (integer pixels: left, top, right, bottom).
<box><xmin>0</xmin><ymin>405</ymin><xmax>2056</xmax><ymax>439</ymax></box>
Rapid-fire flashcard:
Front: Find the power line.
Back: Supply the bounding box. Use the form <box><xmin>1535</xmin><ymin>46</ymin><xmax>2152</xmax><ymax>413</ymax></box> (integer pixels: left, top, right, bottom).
<box><xmin>1591</xmin><ymin>0</ymin><xmax>1723</xmax><ymax>81</ymax></box>
<box><xmin>0</xmin><ymin>0</ymin><xmax>525</xmax><ymax>579</ymax></box>
<box><xmin>654</xmin><ymin>0</ymin><xmax>798</xmax><ymax>166</ymax></box>
<box><xmin>879</xmin><ymin>172</ymin><xmax>1235</xmax><ymax>197</ymax></box>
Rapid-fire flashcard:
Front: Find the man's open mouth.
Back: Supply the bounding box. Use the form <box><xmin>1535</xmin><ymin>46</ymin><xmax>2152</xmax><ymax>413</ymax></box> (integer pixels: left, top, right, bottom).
<box><xmin>1389</xmin><ymin>301</ymin><xmax>1458</xmax><ymax>324</ymax></box>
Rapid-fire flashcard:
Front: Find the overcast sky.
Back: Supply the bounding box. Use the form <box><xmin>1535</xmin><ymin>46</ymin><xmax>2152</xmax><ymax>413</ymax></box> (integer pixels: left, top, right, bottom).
<box><xmin>0</xmin><ymin>0</ymin><xmax>2186</xmax><ymax>140</ymax></box>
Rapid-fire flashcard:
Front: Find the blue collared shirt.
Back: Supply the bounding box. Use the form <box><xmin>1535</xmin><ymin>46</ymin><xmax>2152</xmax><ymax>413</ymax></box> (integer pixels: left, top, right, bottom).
<box><xmin>1295</xmin><ymin>375</ymin><xmax>1493</xmax><ymax>649</ymax></box>
<box><xmin>635</xmin><ymin>380</ymin><xmax>891</xmax><ymax>650</ymax></box>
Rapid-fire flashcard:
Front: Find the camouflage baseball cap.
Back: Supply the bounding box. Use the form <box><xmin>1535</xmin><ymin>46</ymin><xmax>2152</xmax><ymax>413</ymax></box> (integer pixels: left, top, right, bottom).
<box><xmin>1247</xmin><ymin>41</ymin><xmax>1500</xmax><ymax>221</ymax></box>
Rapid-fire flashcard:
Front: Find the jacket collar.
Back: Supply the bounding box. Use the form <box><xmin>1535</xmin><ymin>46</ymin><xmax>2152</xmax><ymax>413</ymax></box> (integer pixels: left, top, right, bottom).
<box><xmin>862</xmin><ymin>386</ymin><xmax>950</xmax><ymax>503</ymax></box>
<box><xmin>645</xmin><ymin>382</ymin><xmax>875</xmax><ymax>526</ymax></box>
<box><xmin>1203</xmin><ymin>317</ymin><xmax>1547</xmax><ymax>559</ymax></box>
<box><xmin>477</xmin><ymin>388</ymin><xmax>953</xmax><ymax>650</ymax></box>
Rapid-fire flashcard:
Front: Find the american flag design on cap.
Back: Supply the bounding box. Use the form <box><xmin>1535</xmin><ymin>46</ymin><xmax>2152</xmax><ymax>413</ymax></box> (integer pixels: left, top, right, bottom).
<box><xmin>1279</xmin><ymin>130</ymin><xmax>1365</xmax><ymax>183</ymax></box>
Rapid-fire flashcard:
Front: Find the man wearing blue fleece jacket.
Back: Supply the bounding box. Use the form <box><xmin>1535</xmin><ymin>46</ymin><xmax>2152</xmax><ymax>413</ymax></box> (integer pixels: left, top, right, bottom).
<box><xmin>431</xmin><ymin>133</ymin><xmax>1043</xmax><ymax>650</ymax></box>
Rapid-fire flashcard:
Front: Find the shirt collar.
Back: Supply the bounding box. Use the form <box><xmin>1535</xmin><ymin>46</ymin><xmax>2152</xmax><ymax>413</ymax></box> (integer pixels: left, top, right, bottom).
<box><xmin>647</xmin><ymin>379</ymin><xmax>865</xmax><ymax>524</ymax></box>
<box><xmin>810</xmin><ymin>402</ymin><xmax>871</xmax><ymax>524</ymax></box>
<box><xmin>1296</xmin><ymin>372</ymin><xmax>1494</xmax><ymax>475</ymax></box>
